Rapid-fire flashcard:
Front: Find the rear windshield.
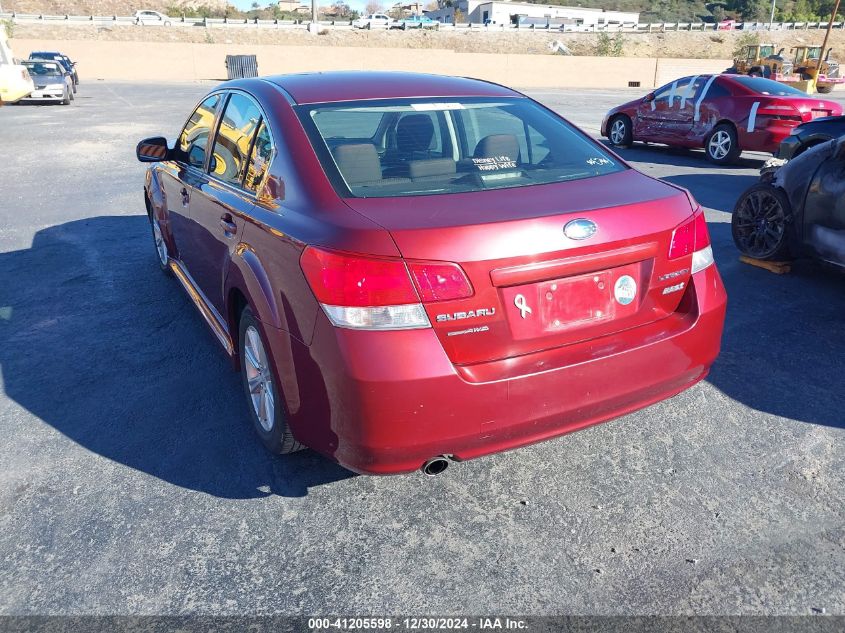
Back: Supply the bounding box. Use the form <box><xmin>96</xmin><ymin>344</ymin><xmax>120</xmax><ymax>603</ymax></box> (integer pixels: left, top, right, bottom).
<box><xmin>296</xmin><ymin>97</ymin><xmax>625</xmax><ymax>198</ymax></box>
<box><xmin>730</xmin><ymin>76</ymin><xmax>808</xmax><ymax>97</ymax></box>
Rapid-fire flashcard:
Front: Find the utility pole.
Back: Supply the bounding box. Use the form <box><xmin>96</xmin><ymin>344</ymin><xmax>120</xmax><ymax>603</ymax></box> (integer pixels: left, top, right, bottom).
<box><xmin>769</xmin><ymin>0</ymin><xmax>776</xmax><ymax>30</ymax></box>
<box><xmin>310</xmin><ymin>0</ymin><xmax>319</xmax><ymax>33</ymax></box>
<box><xmin>815</xmin><ymin>0</ymin><xmax>841</xmax><ymax>90</ymax></box>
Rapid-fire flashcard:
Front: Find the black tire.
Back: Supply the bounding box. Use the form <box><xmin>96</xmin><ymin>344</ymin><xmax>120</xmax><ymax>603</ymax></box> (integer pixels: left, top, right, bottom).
<box><xmin>816</xmin><ymin>84</ymin><xmax>833</xmax><ymax>94</ymax></box>
<box><xmin>705</xmin><ymin>123</ymin><xmax>741</xmax><ymax>164</ymax></box>
<box><xmin>69</xmin><ymin>89</ymin><xmax>74</xmax><ymax>101</ymax></box>
<box><xmin>61</xmin><ymin>89</ymin><xmax>71</xmax><ymax>106</ymax></box>
<box><xmin>731</xmin><ymin>183</ymin><xmax>792</xmax><ymax>260</ymax></box>
<box><xmin>607</xmin><ymin>114</ymin><xmax>633</xmax><ymax>148</ymax></box>
<box><xmin>239</xmin><ymin>307</ymin><xmax>304</xmax><ymax>455</ymax></box>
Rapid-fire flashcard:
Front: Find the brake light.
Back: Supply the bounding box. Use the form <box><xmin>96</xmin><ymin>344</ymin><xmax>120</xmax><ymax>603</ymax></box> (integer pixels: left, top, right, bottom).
<box><xmin>300</xmin><ymin>247</ymin><xmax>470</xmax><ymax>330</ymax></box>
<box><xmin>300</xmin><ymin>246</ymin><xmax>418</xmax><ymax>307</ymax></box>
<box><xmin>407</xmin><ymin>262</ymin><xmax>473</xmax><ymax>302</ymax></box>
<box><xmin>668</xmin><ymin>218</ymin><xmax>695</xmax><ymax>259</ymax></box>
<box><xmin>669</xmin><ymin>211</ymin><xmax>714</xmax><ymax>274</ymax></box>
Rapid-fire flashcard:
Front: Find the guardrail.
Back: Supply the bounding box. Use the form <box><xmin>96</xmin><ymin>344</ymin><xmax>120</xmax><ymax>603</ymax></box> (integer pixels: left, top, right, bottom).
<box><xmin>1</xmin><ymin>12</ymin><xmax>843</xmax><ymax>33</ymax></box>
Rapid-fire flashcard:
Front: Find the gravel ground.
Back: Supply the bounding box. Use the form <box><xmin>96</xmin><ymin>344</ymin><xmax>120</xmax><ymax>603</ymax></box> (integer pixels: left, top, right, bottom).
<box><xmin>0</xmin><ymin>82</ymin><xmax>843</xmax><ymax>618</ymax></box>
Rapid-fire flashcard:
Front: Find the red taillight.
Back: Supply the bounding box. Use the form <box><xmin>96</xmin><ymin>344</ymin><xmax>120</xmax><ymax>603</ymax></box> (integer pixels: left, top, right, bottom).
<box><xmin>407</xmin><ymin>262</ymin><xmax>473</xmax><ymax>302</ymax></box>
<box><xmin>300</xmin><ymin>246</ymin><xmax>419</xmax><ymax>307</ymax></box>
<box><xmin>669</xmin><ymin>218</ymin><xmax>695</xmax><ymax>259</ymax></box>
<box><xmin>693</xmin><ymin>211</ymin><xmax>711</xmax><ymax>249</ymax></box>
<box><xmin>669</xmin><ymin>211</ymin><xmax>710</xmax><ymax>259</ymax></box>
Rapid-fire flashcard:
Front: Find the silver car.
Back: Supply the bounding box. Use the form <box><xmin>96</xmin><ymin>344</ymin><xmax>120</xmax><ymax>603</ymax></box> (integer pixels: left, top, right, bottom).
<box><xmin>19</xmin><ymin>60</ymin><xmax>73</xmax><ymax>105</ymax></box>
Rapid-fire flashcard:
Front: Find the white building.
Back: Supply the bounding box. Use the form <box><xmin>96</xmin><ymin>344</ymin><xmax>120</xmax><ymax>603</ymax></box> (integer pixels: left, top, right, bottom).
<box><xmin>425</xmin><ymin>0</ymin><xmax>639</xmax><ymax>26</ymax></box>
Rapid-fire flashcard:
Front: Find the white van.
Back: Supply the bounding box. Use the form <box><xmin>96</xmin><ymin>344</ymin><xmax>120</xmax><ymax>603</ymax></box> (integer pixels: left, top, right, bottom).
<box><xmin>0</xmin><ymin>31</ymin><xmax>34</xmax><ymax>104</ymax></box>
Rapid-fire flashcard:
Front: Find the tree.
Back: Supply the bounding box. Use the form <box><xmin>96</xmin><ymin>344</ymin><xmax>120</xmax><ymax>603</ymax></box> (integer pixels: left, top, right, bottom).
<box><xmin>331</xmin><ymin>0</ymin><xmax>353</xmax><ymax>16</ymax></box>
<box><xmin>365</xmin><ymin>0</ymin><xmax>385</xmax><ymax>13</ymax></box>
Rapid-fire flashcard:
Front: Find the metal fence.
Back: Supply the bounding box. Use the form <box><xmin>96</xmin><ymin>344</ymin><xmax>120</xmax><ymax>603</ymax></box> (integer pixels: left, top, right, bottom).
<box><xmin>1</xmin><ymin>12</ymin><xmax>843</xmax><ymax>33</ymax></box>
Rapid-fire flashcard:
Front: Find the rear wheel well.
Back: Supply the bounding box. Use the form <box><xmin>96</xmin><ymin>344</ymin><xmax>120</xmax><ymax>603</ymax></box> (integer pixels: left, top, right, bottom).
<box><xmin>227</xmin><ymin>288</ymin><xmax>249</xmax><ymax>371</ymax></box>
<box><xmin>711</xmin><ymin>119</ymin><xmax>737</xmax><ymax>136</ymax></box>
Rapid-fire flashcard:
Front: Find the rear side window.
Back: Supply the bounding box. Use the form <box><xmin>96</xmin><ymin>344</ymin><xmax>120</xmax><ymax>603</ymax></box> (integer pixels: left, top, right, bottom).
<box><xmin>730</xmin><ymin>76</ymin><xmax>808</xmax><ymax>96</ymax></box>
<box><xmin>298</xmin><ymin>97</ymin><xmax>624</xmax><ymax>198</ymax></box>
<box><xmin>178</xmin><ymin>94</ymin><xmax>221</xmax><ymax>169</ymax></box>
<box><xmin>210</xmin><ymin>92</ymin><xmax>262</xmax><ymax>186</ymax></box>
<box><xmin>244</xmin><ymin>121</ymin><xmax>273</xmax><ymax>192</ymax></box>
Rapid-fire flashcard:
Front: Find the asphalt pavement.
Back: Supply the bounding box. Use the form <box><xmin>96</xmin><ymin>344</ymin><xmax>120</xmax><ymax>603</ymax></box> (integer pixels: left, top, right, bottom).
<box><xmin>0</xmin><ymin>81</ymin><xmax>843</xmax><ymax>617</ymax></box>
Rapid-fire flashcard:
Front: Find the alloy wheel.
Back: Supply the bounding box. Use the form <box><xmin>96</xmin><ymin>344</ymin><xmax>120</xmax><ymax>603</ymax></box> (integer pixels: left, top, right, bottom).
<box><xmin>244</xmin><ymin>325</ymin><xmax>275</xmax><ymax>432</ymax></box>
<box><xmin>152</xmin><ymin>218</ymin><xmax>168</xmax><ymax>267</ymax></box>
<box><xmin>610</xmin><ymin>119</ymin><xmax>627</xmax><ymax>145</ymax></box>
<box><xmin>708</xmin><ymin>130</ymin><xmax>732</xmax><ymax>160</ymax></box>
<box><xmin>733</xmin><ymin>189</ymin><xmax>787</xmax><ymax>258</ymax></box>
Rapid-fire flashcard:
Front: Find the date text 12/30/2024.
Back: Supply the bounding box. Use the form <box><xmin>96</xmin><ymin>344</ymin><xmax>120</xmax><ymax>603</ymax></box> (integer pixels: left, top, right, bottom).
<box><xmin>308</xmin><ymin>617</ymin><xmax>529</xmax><ymax>630</ymax></box>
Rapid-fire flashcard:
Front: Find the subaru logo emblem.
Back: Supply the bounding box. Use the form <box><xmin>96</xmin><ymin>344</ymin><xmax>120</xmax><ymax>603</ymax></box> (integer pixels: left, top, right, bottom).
<box><xmin>563</xmin><ymin>219</ymin><xmax>597</xmax><ymax>240</ymax></box>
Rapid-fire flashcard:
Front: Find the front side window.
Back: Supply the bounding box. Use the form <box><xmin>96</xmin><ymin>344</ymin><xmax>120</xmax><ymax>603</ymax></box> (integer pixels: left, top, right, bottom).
<box><xmin>298</xmin><ymin>97</ymin><xmax>624</xmax><ymax>198</ymax></box>
<box><xmin>178</xmin><ymin>94</ymin><xmax>221</xmax><ymax>168</ymax></box>
<box><xmin>209</xmin><ymin>92</ymin><xmax>263</xmax><ymax>186</ymax></box>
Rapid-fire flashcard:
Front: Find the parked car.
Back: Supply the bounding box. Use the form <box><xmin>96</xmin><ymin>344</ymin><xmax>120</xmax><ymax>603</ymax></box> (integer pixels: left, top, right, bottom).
<box><xmin>717</xmin><ymin>19</ymin><xmax>736</xmax><ymax>30</ymax></box>
<box><xmin>19</xmin><ymin>60</ymin><xmax>73</xmax><ymax>105</ymax></box>
<box><xmin>0</xmin><ymin>30</ymin><xmax>33</xmax><ymax>104</ymax></box>
<box><xmin>394</xmin><ymin>14</ymin><xmax>438</xmax><ymax>29</ymax></box>
<box><xmin>352</xmin><ymin>13</ymin><xmax>393</xmax><ymax>29</ymax></box>
<box><xmin>134</xmin><ymin>10</ymin><xmax>173</xmax><ymax>26</ymax></box>
<box><xmin>135</xmin><ymin>71</ymin><xmax>726</xmax><ymax>476</ymax></box>
<box><xmin>602</xmin><ymin>74</ymin><xmax>842</xmax><ymax>164</ymax></box>
<box><xmin>28</xmin><ymin>51</ymin><xmax>78</xmax><ymax>90</ymax></box>
<box><xmin>732</xmin><ymin>135</ymin><xmax>845</xmax><ymax>264</ymax></box>
<box><xmin>777</xmin><ymin>115</ymin><xmax>845</xmax><ymax>159</ymax></box>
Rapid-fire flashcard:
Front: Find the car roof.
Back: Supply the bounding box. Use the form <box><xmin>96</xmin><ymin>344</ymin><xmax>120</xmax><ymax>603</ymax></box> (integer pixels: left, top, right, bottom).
<box><xmin>261</xmin><ymin>71</ymin><xmax>519</xmax><ymax>105</ymax></box>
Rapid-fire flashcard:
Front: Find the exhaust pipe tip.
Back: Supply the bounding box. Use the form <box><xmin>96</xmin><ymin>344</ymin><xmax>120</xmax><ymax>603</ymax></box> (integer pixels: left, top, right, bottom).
<box><xmin>421</xmin><ymin>456</ymin><xmax>450</xmax><ymax>476</ymax></box>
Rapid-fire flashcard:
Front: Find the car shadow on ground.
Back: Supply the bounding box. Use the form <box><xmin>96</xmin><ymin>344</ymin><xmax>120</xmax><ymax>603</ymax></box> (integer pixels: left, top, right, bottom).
<box><xmin>649</xmin><ymin>167</ymin><xmax>844</xmax><ymax>430</ymax></box>
<box><xmin>1</xmin><ymin>213</ymin><xmax>842</xmax><ymax>504</ymax></box>
<box><xmin>705</xmin><ymin>222</ymin><xmax>845</xmax><ymax>430</ymax></box>
<box><xmin>0</xmin><ymin>215</ymin><xmax>355</xmax><ymax>499</ymax></box>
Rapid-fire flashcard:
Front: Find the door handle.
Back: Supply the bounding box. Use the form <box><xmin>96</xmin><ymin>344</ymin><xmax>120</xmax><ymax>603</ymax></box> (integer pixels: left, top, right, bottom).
<box><xmin>219</xmin><ymin>214</ymin><xmax>237</xmax><ymax>235</ymax></box>
<box><xmin>180</xmin><ymin>187</ymin><xmax>190</xmax><ymax>206</ymax></box>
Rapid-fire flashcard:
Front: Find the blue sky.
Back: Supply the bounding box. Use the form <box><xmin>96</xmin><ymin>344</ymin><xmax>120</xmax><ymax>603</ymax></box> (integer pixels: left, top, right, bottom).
<box><xmin>230</xmin><ymin>0</ymin><xmax>372</xmax><ymax>10</ymax></box>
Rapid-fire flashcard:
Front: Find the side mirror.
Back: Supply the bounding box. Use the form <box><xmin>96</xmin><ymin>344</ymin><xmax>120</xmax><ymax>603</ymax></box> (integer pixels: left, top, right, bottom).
<box><xmin>136</xmin><ymin>136</ymin><xmax>170</xmax><ymax>163</ymax></box>
<box><xmin>643</xmin><ymin>92</ymin><xmax>655</xmax><ymax>103</ymax></box>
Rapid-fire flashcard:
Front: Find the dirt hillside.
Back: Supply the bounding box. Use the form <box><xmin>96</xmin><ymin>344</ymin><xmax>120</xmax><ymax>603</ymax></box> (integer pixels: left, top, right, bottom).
<box><xmin>9</xmin><ymin>22</ymin><xmax>845</xmax><ymax>60</ymax></box>
<box><xmin>3</xmin><ymin>0</ymin><xmax>227</xmax><ymax>14</ymax></box>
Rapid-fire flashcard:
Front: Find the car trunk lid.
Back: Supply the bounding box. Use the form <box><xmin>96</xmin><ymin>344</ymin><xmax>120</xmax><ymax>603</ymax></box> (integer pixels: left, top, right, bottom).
<box><xmin>343</xmin><ymin>169</ymin><xmax>699</xmax><ymax>365</ymax></box>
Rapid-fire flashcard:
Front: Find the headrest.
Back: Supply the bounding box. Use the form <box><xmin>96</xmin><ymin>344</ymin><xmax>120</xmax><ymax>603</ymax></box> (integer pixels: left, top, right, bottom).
<box><xmin>333</xmin><ymin>143</ymin><xmax>382</xmax><ymax>185</ymax></box>
<box><xmin>397</xmin><ymin>115</ymin><xmax>435</xmax><ymax>153</ymax></box>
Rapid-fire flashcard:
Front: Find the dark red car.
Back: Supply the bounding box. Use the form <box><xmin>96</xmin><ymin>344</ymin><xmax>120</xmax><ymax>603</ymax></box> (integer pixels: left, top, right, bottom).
<box><xmin>136</xmin><ymin>71</ymin><xmax>727</xmax><ymax>476</ymax></box>
<box><xmin>601</xmin><ymin>74</ymin><xmax>843</xmax><ymax>164</ymax></box>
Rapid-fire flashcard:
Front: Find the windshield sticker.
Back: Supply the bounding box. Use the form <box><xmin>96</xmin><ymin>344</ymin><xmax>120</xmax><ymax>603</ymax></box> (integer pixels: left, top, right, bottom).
<box><xmin>472</xmin><ymin>156</ymin><xmax>517</xmax><ymax>171</ymax></box>
<box><xmin>587</xmin><ymin>157</ymin><xmax>612</xmax><ymax>166</ymax></box>
<box><xmin>411</xmin><ymin>102</ymin><xmax>466</xmax><ymax>111</ymax></box>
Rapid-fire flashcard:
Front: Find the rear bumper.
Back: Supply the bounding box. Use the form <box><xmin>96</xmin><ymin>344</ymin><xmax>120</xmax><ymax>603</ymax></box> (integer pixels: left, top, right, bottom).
<box><xmin>282</xmin><ymin>264</ymin><xmax>727</xmax><ymax>475</ymax></box>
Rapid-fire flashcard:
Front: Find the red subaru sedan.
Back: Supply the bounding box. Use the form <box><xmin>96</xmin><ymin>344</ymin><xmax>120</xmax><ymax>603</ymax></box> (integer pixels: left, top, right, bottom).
<box><xmin>602</xmin><ymin>74</ymin><xmax>842</xmax><ymax>164</ymax></box>
<box><xmin>136</xmin><ymin>72</ymin><xmax>727</xmax><ymax>476</ymax></box>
